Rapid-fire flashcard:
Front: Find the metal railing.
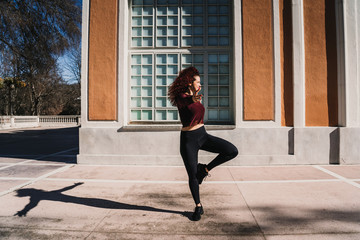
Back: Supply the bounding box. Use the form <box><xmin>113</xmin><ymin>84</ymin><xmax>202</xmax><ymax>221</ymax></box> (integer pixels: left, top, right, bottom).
<box><xmin>0</xmin><ymin>115</ymin><xmax>81</xmax><ymax>129</ymax></box>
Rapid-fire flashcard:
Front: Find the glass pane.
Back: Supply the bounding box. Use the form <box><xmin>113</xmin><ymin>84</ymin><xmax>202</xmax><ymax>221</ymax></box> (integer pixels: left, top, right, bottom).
<box><xmin>168</xmin><ymin>7</ymin><xmax>178</xmax><ymax>15</ymax></box>
<box><xmin>142</xmin><ymin>76</ymin><xmax>152</xmax><ymax>85</ymax></box>
<box><xmin>131</xmin><ymin>110</ymin><xmax>141</xmax><ymax>120</ymax></box>
<box><xmin>219</xmin><ymin>27</ymin><xmax>229</xmax><ymax>35</ymax></box>
<box><xmin>156</xmin><ymin>65</ymin><xmax>166</xmax><ymax>74</ymax></box>
<box><xmin>219</xmin><ymin>97</ymin><xmax>229</xmax><ymax>107</ymax></box>
<box><xmin>219</xmin><ymin>54</ymin><xmax>229</xmax><ymax>63</ymax></box>
<box><xmin>182</xmin><ymin>55</ymin><xmax>192</xmax><ymax>64</ymax></box>
<box><xmin>144</xmin><ymin>0</ymin><xmax>153</xmax><ymax>4</ymax></box>
<box><xmin>194</xmin><ymin>0</ymin><xmax>203</xmax><ymax>3</ymax></box>
<box><xmin>142</xmin><ymin>7</ymin><xmax>152</xmax><ymax>16</ymax></box>
<box><xmin>208</xmin><ymin>75</ymin><xmax>218</xmax><ymax>85</ymax></box>
<box><xmin>157</xmin><ymin>76</ymin><xmax>167</xmax><ymax>85</ymax></box>
<box><xmin>131</xmin><ymin>87</ymin><xmax>141</xmax><ymax>97</ymax></box>
<box><xmin>208</xmin><ymin>86</ymin><xmax>218</xmax><ymax>96</ymax></box>
<box><xmin>182</xmin><ymin>6</ymin><xmax>192</xmax><ymax>15</ymax></box>
<box><xmin>156</xmin><ymin>54</ymin><xmax>166</xmax><ymax>64</ymax></box>
<box><xmin>168</xmin><ymin>37</ymin><xmax>178</xmax><ymax>46</ymax></box>
<box><xmin>132</xmin><ymin>7</ymin><xmax>142</xmax><ymax>16</ymax></box>
<box><xmin>208</xmin><ymin>16</ymin><xmax>218</xmax><ymax>25</ymax></box>
<box><xmin>156</xmin><ymin>97</ymin><xmax>166</xmax><ymax>107</ymax></box>
<box><xmin>157</xmin><ymin>7</ymin><xmax>167</xmax><ymax>15</ymax></box>
<box><xmin>209</xmin><ymin>65</ymin><xmax>218</xmax><ymax>74</ymax></box>
<box><xmin>168</xmin><ymin>54</ymin><xmax>178</xmax><ymax>64</ymax></box>
<box><xmin>143</xmin><ymin>16</ymin><xmax>153</xmax><ymax>25</ymax></box>
<box><xmin>143</xmin><ymin>27</ymin><xmax>152</xmax><ymax>36</ymax></box>
<box><xmin>168</xmin><ymin>26</ymin><xmax>178</xmax><ymax>35</ymax></box>
<box><xmin>182</xmin><ymin>26</ymin><xmax>192</xmax><ymax>35</ymax></box>
<box><xmin>219</xmin><ymin>5</ymin><xmax>229</xmax><ymax>14</ymax></box>
<box><xmin>132</xmin><ymin>17</ymin><xmax>142</xmax><ymax>26</ymax></box>
<box><xmin>142</xmin><ymin>65</ymin><xmax>152</xmax><ymax>75</ymax></box>
<box><xmin>157</xmin><ymin>37</ymin><xmax>166</xmax><ymax>46</ymax></box>
<box><xmin>182</xmin><ymin>37</ymin><xmax>192</xmax><ymax>46</ymax></box>
<box><xmin>168</xmin><ymin>0</ymin><xmax>178</xmax><ymax>4</ymax></box>
<box><xmin>194</xmin><ymin>65</ymin><xmax>204</xmax><ymax>74</ymax></box>
<box><xmin>156</xmin><ymin>110</ymin><xmax>167</xmax><ymax>120</ymax></box>
<box><xmin>131</xmin><ymin>97</ymin><xmax>141</xmax><ymax>107</ymax></box>
<box><xmin>182</xmin><ymin>16</ymin><xmax>192</xmax><ymax>25</ymax></box>
<box><xmin>194</xmin><ymin>37</ymin><xmax>203</xmax><ymax>46</ymax></box>
<box><xmin>142</xmin><ymin>55</ymin><xmax>152</xmax><ymax>64</ymax></box>
<box><xmin>193</xmin><ymin>26</ymin><xmax>203</xmax><ymax>35</ymax></box>
<box><xmin>168</xmin><ymin>16</ymin><xmax>178</xmax><ymax>25</ymax></box>
<box><xmin>132</xmin><ymin>65</ymin><xmax>141</xmax><ymax>75</ymax></box>
<box><xmin>208</xmin><ymin>6</ymin><xmax>218</xmax><ymax>14</ymax></box>
<box><xmin>156</xmin><ymin>86</ymin><xmax>167</xmax><ymax>96</ymax></box>
<box><xmin>208</xmin><ymin>26</ymin><xmax>218</xmax><ymax>35</ymax></box>
<box><xmin>219</xmin><ymin>86</ymin><xmax>229</xmax><ymax>96</ymax></box>
<box><xmin>142</xmin><ymin>97</ymin><xmax>152</xmax><ymax>107</ymax></box>
<box><xmin>132</xmin><ymin>27</ymin><xmax>142</xmax><ymax>36</ymax></box>
<box><xmin>208</xmin><ymin>37</ymin><xmax>218</xmax><ymax>46</ymax></box>
<box><xmin>132</xmin><ymin>55</ymin><xmax>141</xmax><ymax>64</ymax></box>
<box><xmin>193</xmin><ymin>16</ymin><xmax>203</xmax><ymax>24</ymax></box>
<box><xmin>219</xmin><ymin>75</ymin><xmax>229</xmax><ymax>85</ymax></box>
<box><xmin>132</xmin><ymin>76</ymin><xmax>141</xmax><ymax>86</ymax></box>
<box><xmin>133</xmin><ymin>0</ymin><xmax>142</xmax><ymax>5</ymax></box>
<box><xmin>219</xmin><ymin>109</ymin><xmax>229</xmax><ymax>120</ymax></box>
<box><xmin>167</xmin><ymin>76</ymin><xmax>176</xmax><ymax>85</ymax></box>
<box><xmin>219</xmin><ymin>37</ymin><xmax>230</xmax><ymax>46</ymax></box>
<box><xmin>132</xmin><ymin>38</ymin><xmax>141</xmax><ymax>47</ymax></box>
<box><xmin>143</xmin><ymin>37</ymin><xmax>152</xmax><ymax>47</ymax></box>
<box><xmin>182</xmin><ymin>0</ymin><xmax>192</xmax><ymax>3</ymax></box>
<box><xmin>209</xmin><ymin>54</ymin><xmax>218</xmax><ymax>63</ymax></box>
<box><xmin>194</xmin><ymin>6</ymin><xmax>204</xmax><ymax>14</ymax></box>
<box><xmin>219</xmin><ymin>64</ymin><xmax>229</xmax><ymax>74</ymax></box>
<box><xmin>142</xmin><ymin>110</ymin><xmax>152</xmax><ymax>120</ymax></box>
<box><xmin>142</xmin><ymin>87</ymin><xmax>152</xmax><ymax>96</ymax></box>
<box><xmin>208</xmin><ymin>97</ymin><xmax>218</xmax><ymax>107</ymax></box>
<box><xmin>167</xmin><ymin>65</ymin><xmax>178</xmax><ymax>74</ymax></box>
<box><xmin>194</xmin><ymin>54</ymin><xmax>203</xmax><ymax>63</ymax></box>
<box><xmin>157</xmin><ymin>16</ymin><xmax>167</xmax><ymax>25</ymax></box>
<box><xmin>157</xmin><ymin>27</ymin><xmax>167</xmax><ymax>36</ymax></box>
<box><xmin>219</xmin><ymin>16</ymin><xmax>229</xmax><ymax>25</ymax></box>
<box><xmin>167</xmin><ymin>110</ymin><xmax>178</xmax><ymax>120</ymax></box>
<box><xmin>208</xmin><ymin>110</ymin><xmax>218</xmax><ymax>120</ymax></box>
<box><xmin>208</xmin><ymin>0</ymin><xmax>218</xmax><ymax>3</ymax></box>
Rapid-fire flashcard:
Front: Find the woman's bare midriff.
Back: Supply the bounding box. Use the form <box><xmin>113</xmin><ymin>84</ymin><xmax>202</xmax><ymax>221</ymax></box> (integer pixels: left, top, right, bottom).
<box><xmin>181</xmin><ymin>123</ymin><xmax>204</xmax><ymax>131</ymax></box>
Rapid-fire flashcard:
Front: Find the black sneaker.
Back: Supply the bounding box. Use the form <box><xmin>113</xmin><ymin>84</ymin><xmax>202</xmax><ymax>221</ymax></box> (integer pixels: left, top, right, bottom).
<box><xmin>191</xmin><ymin>205</ymin><xmax>204</xmax><ymax>221</ymax></box>
<box><xmin>196</xmin><ymin>163</ymin><xmax>208</xmax><ymax>185</ymax></box>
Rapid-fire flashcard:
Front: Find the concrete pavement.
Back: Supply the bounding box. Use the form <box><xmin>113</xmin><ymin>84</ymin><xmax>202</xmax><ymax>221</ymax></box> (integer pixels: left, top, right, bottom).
<box><xmin>0</xmin><ymin>127</ymin><xmax>360</xmax><ymax>239</ymax></box>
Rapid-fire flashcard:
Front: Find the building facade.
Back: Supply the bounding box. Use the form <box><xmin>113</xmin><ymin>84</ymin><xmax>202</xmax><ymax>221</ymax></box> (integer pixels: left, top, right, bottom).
<box><xmin>78</xmin><ymin>0</ymin><xmax>360</xmax><ymax>165</ymax></box>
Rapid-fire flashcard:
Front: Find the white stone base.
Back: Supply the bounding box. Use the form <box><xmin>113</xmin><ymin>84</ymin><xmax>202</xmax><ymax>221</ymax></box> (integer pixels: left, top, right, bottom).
<box><xmin>77</xmin><ymin>126</ymin><xmax>360</xmax><ymax>165</ymax></box>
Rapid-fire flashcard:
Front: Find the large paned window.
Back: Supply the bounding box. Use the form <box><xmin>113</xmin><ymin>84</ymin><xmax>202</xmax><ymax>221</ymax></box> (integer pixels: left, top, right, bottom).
<box><xmin>130</xmin><ymin>0</ymin><xmax>232</xmax><ymax>123</ymax></box>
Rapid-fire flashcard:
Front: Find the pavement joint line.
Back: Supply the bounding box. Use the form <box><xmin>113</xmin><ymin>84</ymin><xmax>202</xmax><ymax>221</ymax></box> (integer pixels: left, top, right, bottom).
<box><xmin>313</xmin><ymin>165</ymin><xmax>360</xmax><ymax>189</ymax></box>
<box><xmin>0</xmin><ymin>147</ymin><xmax>77</xmax><ymax>171</ymax></box>
<box><xmin>228</xmin><ymin>167</ymin><xmax>266</xmax><ymax>240</ymax></box>
<box><xmin>0</xmin><ymin>164</ymin><xmax>74</xmax><ymax>197</ymax></box>
<box><xmin>0</xmin><ymin>177</ymin><xmax>347</xmax><ymax>184</ymax></box>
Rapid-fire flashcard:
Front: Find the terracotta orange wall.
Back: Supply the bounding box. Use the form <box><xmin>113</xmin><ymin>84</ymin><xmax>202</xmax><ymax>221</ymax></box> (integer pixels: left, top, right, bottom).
<box><xmin>280</xmin><ymin>0</ymin><xmax>294</xmax><ymax>126</ymax></box>
<box><xmin>88</xmin><ymin>0</ymin><xmax>118</xmax><ymax>121</ymax></box>
<box><xmin>242</xmin><ymin>0</ymin><xmax>274</xmax><ymax>121</ymax></box>
<box><xmin>303</xmin><ymin>0</ymin><xmax>338</xmax><ymax>126</ymax></box>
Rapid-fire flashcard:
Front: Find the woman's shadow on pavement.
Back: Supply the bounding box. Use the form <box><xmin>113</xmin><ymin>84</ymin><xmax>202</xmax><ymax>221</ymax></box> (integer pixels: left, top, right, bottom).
<box><xmin>14</xmin><ymin>182</ymin><xmax>192</xmax><ymax>220</ymax></box>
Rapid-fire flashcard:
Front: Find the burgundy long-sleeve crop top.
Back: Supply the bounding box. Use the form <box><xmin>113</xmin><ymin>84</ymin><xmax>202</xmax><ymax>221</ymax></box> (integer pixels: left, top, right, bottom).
<box><xmin>176</xmin><ymin>93</ymin><xmax>205</xmax><ymax>127</ymax></box>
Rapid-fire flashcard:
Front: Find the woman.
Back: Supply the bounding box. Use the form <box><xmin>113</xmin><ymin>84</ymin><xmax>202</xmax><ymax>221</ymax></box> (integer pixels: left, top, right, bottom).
<box><xmin>168</xmin><ymin>66</ymin><xmax>238</xmax><ymax>221</ymax></box>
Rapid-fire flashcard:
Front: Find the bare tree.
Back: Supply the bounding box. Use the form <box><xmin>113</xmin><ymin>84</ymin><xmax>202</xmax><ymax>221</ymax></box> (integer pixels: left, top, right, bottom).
<box><xmin>0</xmin><ymin>0</ymin><xmax>81</xmax><ymax>115</ymax></box>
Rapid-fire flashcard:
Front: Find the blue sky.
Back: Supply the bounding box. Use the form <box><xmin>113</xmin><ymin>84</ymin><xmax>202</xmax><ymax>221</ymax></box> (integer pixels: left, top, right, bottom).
<box><xmin>57</xmin><ymin>0</ymin><xmax>82</xmax><ymax>84</ymax></box>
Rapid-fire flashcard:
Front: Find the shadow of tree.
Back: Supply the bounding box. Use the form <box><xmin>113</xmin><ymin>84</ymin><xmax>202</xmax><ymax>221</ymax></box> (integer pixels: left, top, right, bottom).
<box><xmin>14</xmin><ymin>182</ymin><xmax>192</xmax><ymax>220</ymax></box>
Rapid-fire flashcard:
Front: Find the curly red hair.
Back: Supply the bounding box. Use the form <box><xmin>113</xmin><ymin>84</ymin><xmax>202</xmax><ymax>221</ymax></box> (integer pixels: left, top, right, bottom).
<box><xmin>168</xmin><ymin>66</ymin><xmax>199</xmax><ymax>107</ymax></box>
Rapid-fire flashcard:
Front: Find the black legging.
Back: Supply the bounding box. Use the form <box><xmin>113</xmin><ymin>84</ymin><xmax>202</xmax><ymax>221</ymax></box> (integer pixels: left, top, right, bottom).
<box><xmin>180</xmin><ymin>126</ymin><xmax>238</xmax><ymax>204</ymax></box>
